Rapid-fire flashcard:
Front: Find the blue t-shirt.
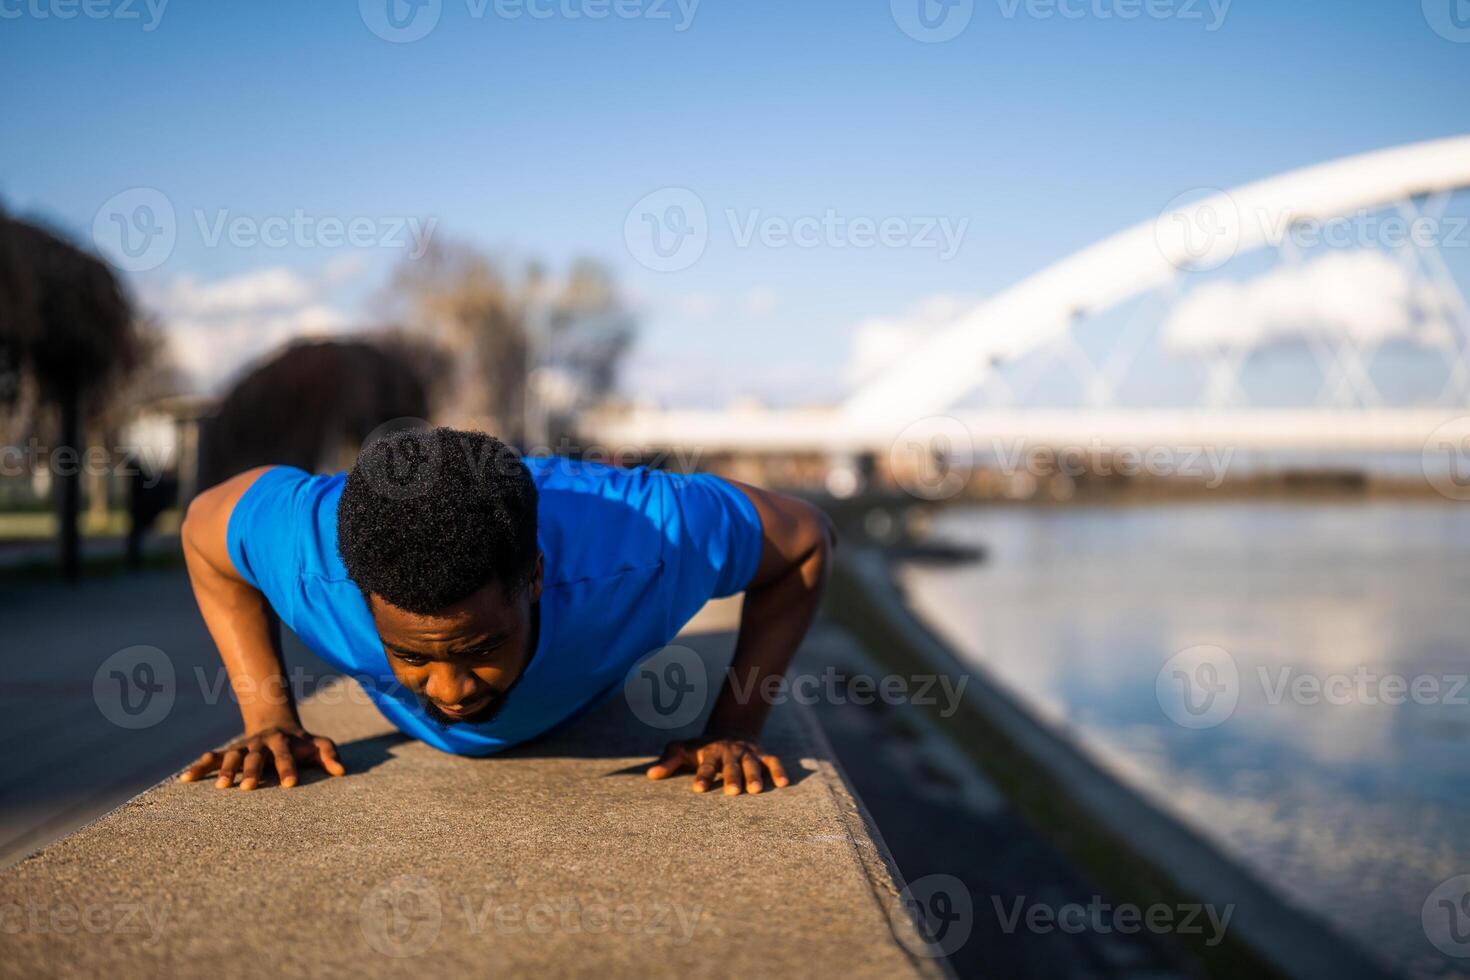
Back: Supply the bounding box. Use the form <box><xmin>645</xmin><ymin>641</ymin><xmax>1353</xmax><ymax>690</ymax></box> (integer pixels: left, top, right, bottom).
<box><xmin>225</xmin><ymin>456</ymin><xmax>764</xmax><ymax>755</ymax></box>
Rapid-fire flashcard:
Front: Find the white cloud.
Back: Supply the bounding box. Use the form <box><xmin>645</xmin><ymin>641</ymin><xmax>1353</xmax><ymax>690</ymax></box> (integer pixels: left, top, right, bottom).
<box><xmin>321</xmin><ymin>252</ymin><xmax>368</xmax><ymax>285</ymax></box>
<box><xmin>744</xmin><ymin>287</ymin><xmax>777</xmax><ymax>316</ymax></box>
<box><xmin>1161</xmin><ymin>251</ymin><xmax>1459</xmax><ymax>354</ymax></box>
<box><xmin>168</xmin><ymin>306</ymin><xmax>352</xmax><ymax>391</ymax></box>
<box><xmin>623</xmin><ymin>293</ymin><xmax>980</xmax><ymax>410</ymax></box>
<box><xmin>639</xmin><ymin>287</ymin><xmax>777</xmax><ymax>323</ymax></box>
<box><xmin>673</xmin><ymin>293</ymin><xmax>715</xmax><ymax>319</ymax></box>
<box><xmin>147</xmin><ymin>267</ymin><xmax>315</xmax><ymax>317</ymax></box>
<box><xmin>142</xmin><ymin>264</ymin><xmax>360</xmax><ymax>392</ymax></box>
<box><xmin>844</xmin><ymin>294</ymin><xmax>976</xmax><ymax>389</ymax></box>
<box><xmin>620</xmin><ymin>350</ymin><xmax>844</xmax><ymax>410</ymax></box>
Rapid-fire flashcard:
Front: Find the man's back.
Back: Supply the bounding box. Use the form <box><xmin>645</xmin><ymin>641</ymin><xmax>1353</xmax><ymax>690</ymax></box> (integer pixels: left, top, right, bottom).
<box><xmin>224</xmin><ymin>455</ymin><xmax>764</xmax><ymax>755</ymax></box>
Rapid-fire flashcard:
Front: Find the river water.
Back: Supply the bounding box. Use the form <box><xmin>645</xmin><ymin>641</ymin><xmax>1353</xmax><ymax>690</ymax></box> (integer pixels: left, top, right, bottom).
<box><xmin>898</xmin><ymin>501</ymin><xmax>1470</xmax><ymax>979</ymax></box>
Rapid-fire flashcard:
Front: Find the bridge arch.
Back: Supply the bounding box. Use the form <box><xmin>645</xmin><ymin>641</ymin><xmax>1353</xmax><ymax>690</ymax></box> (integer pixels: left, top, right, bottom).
<box><xmin>841</xmin><ymin>135</ymin><xmax>1470</xmax><ymax>425</ymax></box>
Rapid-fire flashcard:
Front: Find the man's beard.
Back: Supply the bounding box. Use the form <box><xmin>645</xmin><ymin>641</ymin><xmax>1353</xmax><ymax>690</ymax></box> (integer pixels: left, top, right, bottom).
<box><xmin>417</xmin><ymin>692</ymin><xmax>508</xmax><ymax>727</ymax></box>
<box><xmin>417</xmin><ymin>599</ymin><xmax>539</xmax><ymax>729</ymax></box>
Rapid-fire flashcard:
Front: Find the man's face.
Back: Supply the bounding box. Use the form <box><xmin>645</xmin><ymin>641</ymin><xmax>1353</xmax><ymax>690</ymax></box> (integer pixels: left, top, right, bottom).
<box><xmin>370</xmin><ymin>555</ymin><xmax>543</xmax><ymax>726</ymax></box>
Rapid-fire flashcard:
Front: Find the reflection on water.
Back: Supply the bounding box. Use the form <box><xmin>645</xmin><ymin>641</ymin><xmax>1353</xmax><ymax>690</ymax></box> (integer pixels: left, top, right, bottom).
<box><xmin>899</xmin><ymin>502</ymin><xmax>1470</xmax><ymax>978</ymax></box>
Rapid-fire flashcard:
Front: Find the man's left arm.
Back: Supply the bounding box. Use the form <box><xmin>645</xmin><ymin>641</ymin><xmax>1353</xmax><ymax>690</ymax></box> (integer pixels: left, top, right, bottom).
<box><xmin>646</xmin><ymin>480</ymin><xmax>836</xmax><ymax>795</ymax></box>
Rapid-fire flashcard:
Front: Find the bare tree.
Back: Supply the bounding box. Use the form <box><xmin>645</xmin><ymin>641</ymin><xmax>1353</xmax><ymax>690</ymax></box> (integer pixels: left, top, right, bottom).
<box><xmin>388</xmin><ymin>239</ymin><xmax>635</xmax><ymax>450</ymax></box>
<box><xmin>198</xmin><ymin>338</ymin><xmax>436</xmax><ymax>489</ymax></box>
<box><xmin>390</xmin><ymin>239</ymin><xmax>531</xmax><ymax>443</ymax></box>
<box><xmin>533</xmin><ymin>258</ymin><xmax>636</xmax><ymax>446</ymax></box>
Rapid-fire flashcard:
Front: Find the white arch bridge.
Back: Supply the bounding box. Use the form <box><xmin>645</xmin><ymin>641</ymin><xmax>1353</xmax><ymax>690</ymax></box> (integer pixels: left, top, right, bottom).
<box><xmin>586</xmin><ymin>135</ymin><xmax>1470</xmax><ymax>458</ymax></box>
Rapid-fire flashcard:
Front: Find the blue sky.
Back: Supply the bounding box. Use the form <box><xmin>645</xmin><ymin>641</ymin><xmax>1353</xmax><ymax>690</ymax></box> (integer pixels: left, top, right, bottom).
<box><xmin>3</xmin><ymin>0</ymin><xmax>1469</xmax><ymax>406</ymax></box>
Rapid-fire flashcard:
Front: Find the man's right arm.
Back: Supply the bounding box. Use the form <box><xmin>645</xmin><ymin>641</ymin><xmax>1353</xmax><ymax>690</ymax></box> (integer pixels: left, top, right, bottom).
<box><xmin>178</xmin><ymin>468</ymin><xmax>346</xmax><ymax>790</ymax></box>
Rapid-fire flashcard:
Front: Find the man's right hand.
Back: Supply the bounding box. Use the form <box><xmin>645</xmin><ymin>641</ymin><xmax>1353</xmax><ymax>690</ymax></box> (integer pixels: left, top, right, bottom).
<box><xmin>179</xmin><ymin>725</ymin><xmax>346</xmax><ymax>790</ymax></box>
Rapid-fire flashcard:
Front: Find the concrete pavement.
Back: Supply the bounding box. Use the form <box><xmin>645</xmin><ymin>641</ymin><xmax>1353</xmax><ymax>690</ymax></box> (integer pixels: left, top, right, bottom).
<box><xmin>0</xmin><ymin>607</ymin><xmax>942</xmax><ymax>979</ymax></box>
<box><xmin>0</xmin><ymin>568</ymin><xmax>332</xmax><ymax>867</ymax></box>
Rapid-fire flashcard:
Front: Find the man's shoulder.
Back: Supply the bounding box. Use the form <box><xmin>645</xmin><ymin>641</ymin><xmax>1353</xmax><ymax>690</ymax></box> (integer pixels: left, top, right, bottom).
<box><xmin>523</xmin><ymin>455</ymin><xmax>675</xmax><ymax>515</ymax></box>
<box><xmin>240</xmin><ymin>464</ymin><xmax>346</xmax><ymax>498</ymax></box>
<box><xmin>523</xmin><ymin>454</ymin><xmax>660</xmax><ymax>489</ymax></box>
<box><xmin>526</xmin><ymin>456</ymin><xmax>674</xmax><ymax>585</ymax></box>
<box><xmin>232</xmin><ymin>465</ymin><xmax>349</xmax><ymax>578</ymax></box>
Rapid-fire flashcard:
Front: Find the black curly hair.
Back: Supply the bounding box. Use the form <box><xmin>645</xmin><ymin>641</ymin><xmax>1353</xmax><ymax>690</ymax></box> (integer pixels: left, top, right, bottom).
<box><xmin>338</xmin><ymin>427</ymin><xmax>539</xmax><ymax>614</ymax></box>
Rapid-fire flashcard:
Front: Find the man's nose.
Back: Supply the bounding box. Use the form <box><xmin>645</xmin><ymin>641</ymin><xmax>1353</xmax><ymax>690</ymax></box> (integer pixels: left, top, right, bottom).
<box><xmin>424</xmin><ymin>665</ymin><xmax>482</xmax><ymax>706</ymax></box>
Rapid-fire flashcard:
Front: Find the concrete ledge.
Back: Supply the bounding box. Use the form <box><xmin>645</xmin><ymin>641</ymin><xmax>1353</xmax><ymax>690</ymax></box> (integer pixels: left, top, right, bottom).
<box><xmin>0</xmin><ymin>626</ymin><xmax>941</xmax><ymax>979</ymax></box>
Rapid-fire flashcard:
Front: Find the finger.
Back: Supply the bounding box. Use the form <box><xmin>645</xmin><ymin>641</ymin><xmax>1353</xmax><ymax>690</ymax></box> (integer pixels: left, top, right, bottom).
<box><xmin>267</xmin><ymin>735</ymin><xmax>298</xmax><ymax>788</ymax></box>
<box><xmin>180</xmin><ymin>751</ymin><xmax>220</xmax><ymax>782</ymax></box>
<box><xmin>314</xmin><ymin>737</ymin><xmax>347</xmax><ymax>777</ymax></box>
<box><xmin>740</xmin><ymin>752</ymin><xmax>765</xmax><ymax>795</ymax></box>
<box><xmin>762</xmin><ymin>754</ymin><xmax>791</xmax><ymax>788</ymax></box>
<box><xmin>239</xmin><ymin>748</ymin><xmax>266</xmax><ymax>791</ymax></box>
<box><xmin>692</xmin><ymin>758</ymin><xmax>718</xmax><ymax>793</ymax></box>
<box><xmin>646</xmin><ymin>743</ymin><xmax>686</xmax><ymax>780</ymax></box>
<box><xmin>721</xmin><ymin>753</ymin><xmax>743</xmax><ymax>796</ymax></box>
<box><xmin>216</xmin><ymin>749</ymin><xmax>244</xmax><ymax>789</ymax></box>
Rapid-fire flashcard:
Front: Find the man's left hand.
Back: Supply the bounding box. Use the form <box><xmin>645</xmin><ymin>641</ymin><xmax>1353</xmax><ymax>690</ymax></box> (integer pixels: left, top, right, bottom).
<box><xmin>646</xmin><ymin>737</ymin><xmax>790</xmax><ymax>795</ymax></box>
